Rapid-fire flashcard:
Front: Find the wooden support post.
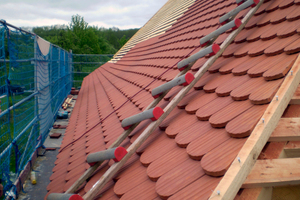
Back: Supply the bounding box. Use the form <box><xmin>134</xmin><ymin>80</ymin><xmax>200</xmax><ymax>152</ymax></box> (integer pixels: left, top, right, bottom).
<box><xmin>82</xmin><ymin>5</ymin><xmax>261</xmax><ymax>199</ymax></box>
<box><xmin>209</xmin><ymin>53</ymin><xmax>300</xmax><ymax>199</ymax></box>
<box><xmin>242</xmin><ymin>158</ymin><xmax>300</xmax><ymax>188</ymax></box>
<box><xmin>269</xmin><ymin>118</ymin><xmax>300</xmax><ymax>142</ymax></box>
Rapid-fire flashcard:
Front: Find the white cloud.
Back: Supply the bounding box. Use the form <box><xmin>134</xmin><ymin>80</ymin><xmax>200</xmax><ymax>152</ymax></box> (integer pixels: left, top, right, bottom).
<box><xmin>0</xmin><ymin>0</ymin><xmax>168</xmax><ymax>29</ymax></box>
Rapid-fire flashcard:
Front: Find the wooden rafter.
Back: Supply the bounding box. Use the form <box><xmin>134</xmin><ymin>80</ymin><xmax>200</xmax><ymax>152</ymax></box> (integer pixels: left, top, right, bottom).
<box><xmin>209</xmin><ymin>53</ymin><xmax>300</xmax><ymax>199</ymax></box>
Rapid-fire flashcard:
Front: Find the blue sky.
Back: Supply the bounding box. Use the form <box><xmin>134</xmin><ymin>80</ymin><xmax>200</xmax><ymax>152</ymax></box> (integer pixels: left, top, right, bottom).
<box><xmin>1</xmin><ymin>0</ymin><xmax>169</xmax><ymax>29</ymax></box>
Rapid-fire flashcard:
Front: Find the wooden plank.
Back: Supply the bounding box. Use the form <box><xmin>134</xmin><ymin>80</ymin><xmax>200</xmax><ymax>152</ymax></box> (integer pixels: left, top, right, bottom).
<box><xmin>269</xmin><ymin>118</ymin><xmax>300</xmax><ymax>142</ymax></box>
<box><xmin>290</xmin><ymin>84</ymin><xmax>300</xmax><ymax>104</ymax></box>
<box><xmin>82</xmin><ymin>5</ymin><xmax>262</xmax><ymax>200</ymax></box>
<box><xmin>209</xmin><ymin>51</ymin><xmax>300</xmax><ymax>199</ymax></box>
<box><xmin>242</xmin><ymin>158</ymin><xmax>300</xmax><ymax>188</ymax></box>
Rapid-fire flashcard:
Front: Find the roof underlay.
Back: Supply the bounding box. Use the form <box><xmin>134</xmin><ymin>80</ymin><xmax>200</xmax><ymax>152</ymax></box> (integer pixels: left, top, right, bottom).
<box><xmin>46</xmin><ymin>0</ymin><xmax>300</xmax><ymax>199</ymax></box>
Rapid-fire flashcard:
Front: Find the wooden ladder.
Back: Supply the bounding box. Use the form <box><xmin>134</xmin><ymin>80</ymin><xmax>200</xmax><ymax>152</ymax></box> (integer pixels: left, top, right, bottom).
<box><xmin>60</xmin><ymin>1</ymin><xmax>266</xmax><ymax>199</ymax></box>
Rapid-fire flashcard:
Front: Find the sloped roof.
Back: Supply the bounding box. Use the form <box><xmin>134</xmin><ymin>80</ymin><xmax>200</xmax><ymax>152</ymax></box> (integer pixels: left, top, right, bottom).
<box><xmin>46</xmin><ymin>0</ymin><xmax>300</xmax><ymax>199</ymax></box>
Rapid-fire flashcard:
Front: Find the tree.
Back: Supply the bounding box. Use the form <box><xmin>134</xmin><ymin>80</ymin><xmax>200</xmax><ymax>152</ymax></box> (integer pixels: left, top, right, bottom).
<box><xmin>118</xmin><ymin>35</ymin><xmax>128</xmax><ymax>48</ymax></box>
<box><xmin>32</xmin><ymin>14</ymin><xmax>139</xmax><ymax>54</ymax></box>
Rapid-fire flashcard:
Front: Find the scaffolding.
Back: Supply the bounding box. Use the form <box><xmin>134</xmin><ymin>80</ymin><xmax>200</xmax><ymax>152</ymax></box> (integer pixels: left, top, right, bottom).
<box><xmin>0</xmin><ymin>21</ymin><xmax>72</xmax><ymax>199</ymax></box>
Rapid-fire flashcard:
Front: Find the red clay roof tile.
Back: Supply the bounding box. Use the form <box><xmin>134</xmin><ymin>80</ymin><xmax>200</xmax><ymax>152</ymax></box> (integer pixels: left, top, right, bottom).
<box><xmin>185</xmin><ymin>92</ymin><xmax>218</xmax><ymax>114</ymax></box>
<box><xmin>248</xmin><ymin>37</ymin><xmax>279</xmax><ymax>56</ymax></box>
<box><xmin>209</xmin><ymin>100</ymin><xmax>253</xmax><ymax>128</ymax></box>
<box><xmin>196</xmin><ymin>96</ymin><xmax>233</xmax><ymax>120</ymax></box>
<box><xmin>155</xmin><ymin>158</ymin><xmax>205</xmax><ymax>199</ymax></box>
<box><xmin>95</xmin><ymin>187</ymin><xmax>119</xmax><ymax>200</ymax></box>
<box><xmin>249</xmin><ymin>78</ymin><xmax>283</xmax><ymax>104</ymax></box>
<box><xmin>147</xmin><ymin>144</ymin><xmax>188</xmax><ymax>181</ymax></box>
<box><xmin>247</xmin><ymin>53</ymin><xmax>287</xmax><ymax>77</ymax></box>
<box><xmin>187</xmin><ymin>128</ymin><xmax>230</xmax><ymax>160</ymax></box>
<box><xmin>139</xmin><ymin>133</ymin><xmax>174</xmax><ymax>166</ymax></box>
<box><xmin>163</xmin><ymin>85</ymin><xmax>182</xmax><ymax>101</ymax></box>
<box><xmin>278</xmin><ymin>20</ymin><xmax>300</xmax><ymax>38</ymax></box>
<box><xmin>175</xmin><ymin>120</ymin><xmax>212</xmax><ymax>147</ymax></box>
<box><xmin>201</xmin><ymin>137</ymin><xmax>247</xmax><ymax>176</ymax></box>
<box><xmin>84</xmin><ymin>164</ymin><xmax>110</xmax><ymax>192</ymax></box>
<box><xmin>203</xmin><ymin>73</ymin><xmax>233</xmax><ymax>93</ymax></box>
<box><xmin>255</xmin><ymin>1</ymin><xmax>273</xmax><ymax>16</ymax></box>
<box><xmin>177</xmin><ymin>89</ymin><xmax>203</xmax><ymax>109</ymax></box>
<box><xmin>165</xmin><ymin>112</ymin><xmax>198</xmax><ymax>137</ymax></box>
<box><xmin>215</xmin><ymin>74</ymin><xmax>251</xmax><ymax>96</ymax></box>
<box><xmin>168</xmin><ymin>175</ymin><xmax>221</xmax><ymax>200</ymax></box>
<box><xmin>219</xmin><ymin>56</ymin><xmax>251</xmax><ymax>74</ymax></box>
<box><xmin>226</xmin><ymin>104</ymin><xmax>268</xmax><ymax>137</ymax></box>
<box><xmin>264</xmin><ymin>34</ymin><xmax>300</xmax><ymax>56</ymax></box>
<box><xmin>134</xmin><ymin>129</ymin><xmax>163</xmax><ymax>155</ymax></box>
<box><xmin>230</xmin><ymin>77</ymin><xmax>266</xmax><ymax>100</ymax></box>
<box><xmin>159</xmin><ymin>107</ymin><xmax>183</xmax><ymax>130</ymax></box>
<box><xmin>286</xmin><ymin>4</ymin><xmax>300</xmax><ymax>21</ymax></box>
<box><xmin>120</xmin><ymin>178</ymin><xmax>158</xmax><ymax>200</ymax></box>
<box><xmin>222</xmin><ymin>42</ymin><xmax>243</xmax><ymax>57</ymax></box>
<box><xmin>284</xmin><ymin>37</ymin><xmax>300</xmax><ymax>54</ymax></box>
<box><xmin>265</xmin><ymin>0</ymin><xmax>281</xmax><ymax>12</ymax></box>
<box><xmin>194</xmin><ymin>72</ymin><xmax>220</xmax><ymax>89</ymax></box>
<box><xmin>114</xmin><ymin>163</ymin><xmax>148</xmax><ymax>197</ymax></box>
<box><xmin>232</xmin><ymin>55</ymin><xmax>266</xmax><ymax>75</ymax></box>
<box><xmin>208</xmin><ymin>56</ymin><xmax>236</xmax><ymax>73</ymax></box>
<box><xmin>263</xmin><ymin>53</ymin><xmax>298</xmax><ymax>80</ymax></box>
<box><xmin>246</xmin><ymin>26</ymin><xmax>264</xmax><ymax>42</ymax></box>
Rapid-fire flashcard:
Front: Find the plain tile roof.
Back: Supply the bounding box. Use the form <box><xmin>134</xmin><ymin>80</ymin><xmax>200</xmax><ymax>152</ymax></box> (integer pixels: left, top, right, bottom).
<box><xmin>47</xmin><ymin>0</ymin><xmax>300</xmax><ymax>199</ymax></box>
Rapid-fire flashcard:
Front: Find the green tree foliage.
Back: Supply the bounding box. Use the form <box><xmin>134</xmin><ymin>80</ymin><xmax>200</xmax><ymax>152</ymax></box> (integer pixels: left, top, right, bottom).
<box><xmin>32</xmin><ymin>15</ymin><xmax>139</xmax><ymax>54</ymax></box>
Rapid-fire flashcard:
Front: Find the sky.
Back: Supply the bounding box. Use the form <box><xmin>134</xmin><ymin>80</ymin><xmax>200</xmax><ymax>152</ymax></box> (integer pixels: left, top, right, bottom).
<box><xmin>1</xmin><ymin>0</ymin><xmax>169</xmax><ymax>30</ymax></box>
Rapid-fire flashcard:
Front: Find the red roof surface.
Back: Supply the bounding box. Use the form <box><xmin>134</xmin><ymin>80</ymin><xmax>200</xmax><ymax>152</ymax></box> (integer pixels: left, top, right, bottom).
<box><xmin>47</xmin><ymin>0</ymin><xmax>300</xmax><ymax>199</ymax></box>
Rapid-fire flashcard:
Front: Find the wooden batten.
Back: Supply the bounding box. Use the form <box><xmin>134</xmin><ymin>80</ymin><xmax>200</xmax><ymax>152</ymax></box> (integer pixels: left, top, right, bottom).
<box><xmin>242</xmin><ymin>158</ymin><xmax>300</xmax><ymax>188</ymax></box>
